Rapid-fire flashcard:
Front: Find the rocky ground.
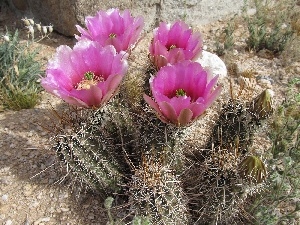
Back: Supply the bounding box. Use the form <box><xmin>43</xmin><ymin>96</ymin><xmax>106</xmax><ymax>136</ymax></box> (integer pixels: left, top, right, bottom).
<box><xmin>0</xmin><ymin>4</ymin><xmax>299</xmax><ymax>225</ymax></box>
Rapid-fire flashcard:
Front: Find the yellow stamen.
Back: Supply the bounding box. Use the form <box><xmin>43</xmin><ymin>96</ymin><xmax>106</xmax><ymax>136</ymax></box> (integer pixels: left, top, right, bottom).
<box><xmin>109</xmin><ymin>33</ymin><xmax>116</xmax><ymax>38</ymax></box>
<box><xmin>76</xmin><ymin>71</ymin><xmax>104</xmax><ymax>90</ymax></box>
<box><xmin>176</xmin><ymin>88</ymin><xmax>186</xmax><ymax>96</ymax></box>
<box><xmin>168</xmin><ymin>44</ymin><xmax>176</xmax><ymax>50</ymax></box>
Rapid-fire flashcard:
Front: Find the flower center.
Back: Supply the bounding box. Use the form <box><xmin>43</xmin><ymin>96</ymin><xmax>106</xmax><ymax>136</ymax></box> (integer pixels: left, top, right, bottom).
<box><xmin>76</xmin><ymin>71</ymin><xmax>104</xmax><ymax>90</ymax></box>
<box><xmin>176</xmin><ymin>88</ymin><xmax>186</xmax><ymax>97</ymax></box>
<box><xmin>109</xmin><ymin>33</ymin><xmax>116</xmax><ymax>38</ymax></box>
<box><xmin>168</xmin><ymin>44</ymin><xmax>177</xmax><ymax>51</ymax></box>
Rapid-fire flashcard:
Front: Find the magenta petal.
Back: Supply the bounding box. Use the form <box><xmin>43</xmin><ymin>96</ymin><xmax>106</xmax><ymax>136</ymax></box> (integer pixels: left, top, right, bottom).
<box><xmin>203</xmin><ymin>75</ymin><xmax>219</xmax><ymax>98</ymax></box>
<box><xmin>189</xmin><ymin>102</ymin><xmax>206</xmax><ymax>118</ymax></box>
<box><xmin>58</xmin><ymin>92</ymin><xmax>89</xmax><ymax>108</ymax></box>
<box><xmin>178</xmin><ymin>29</ymin><xmax>192</xmax><ymax>48</ymax></box>
<box><xmin>159</xmin><ymin>101</ymin><xmax>178</xmax><ymax>124</ymax></box>
<box><xmin>156</xmin><ymin>22</ymin><xmax>169</xmax><ymax>44</ymax></box>
<box><xmin>75</xmin><ymin>25</ymin><xmax>91</xmax><ymax>40</ymax></box>
<box><xmin>204</xmin><ymin>85</ymin><xmax>222</xmax><ymax>108</ymax></box>
<box><xmin>178</xmin><ymin>108</ymin><xmax>193</xmax><ymax>126</ymax></box>
<box><xmin>154</xmin><ymin>55</ymin><xmax>168</xmax><ymax>69</ymax></box>
<box><xmin>42</xmin><ymin>69</ymin><xmax>73</xmax><ymax>91</ymax></box>
<box><xmin>144</xmin><ymin>61</ymin><xmax>221</xmax><ymax>126</ymax></box>
<box><xmin>143</xmin><ymin>94</ymin><xmax>169</xmax><ymax>123</ymax></box>
<box><xmin>101</xmin><ymin>74</ymin><xmax>123</xmax><ymax>104</ymax></box>
<box><xmin>168</xmin><ymin>49</ymin><xmax>186</xmax><ymax>64</ymax></box>
<box><xmin>109</xmin><ymin>9</ymin><xmax>124</xmax><ymax>34</ymax></box>
<box><xmin>187</xmin><ymin>32</ymin><xmax>202</xmax><ymax>52</ymax></box>
<box><xmin>69</xmin><ymin>85</ymin><xmax>103</xmax><ymax>107</ymax></box>
<box><xmin>105</xmin><ymin>38</ymin><xmax>123</xmax><ymax>52</ymax></box>
<box><xmin>76</xmin><ymin>9</ymin><xmax>144</xmax><ymax>52</ymax></box>
<box><xmin>149</xmin><ymin>20</ymin><xmax>203</xmax><ymax>68</ymax></box>
<box><xmin>169</xmin><ymin>96</ymin><xmax>191</xmax><ymax>116</ymax></box>
<box><xmin>154</xmin><ymin>41</ymin><xmax>169</xmax><ymax>58</ymax></box>
<box><xmin>42</xmin><ymin>39</ymin><xmax>128</xmax><ymax>108</ymax></box>
<box><xmin>48</xmin><ymin>45</ymin><xmax>79</xmax><ymax>81</ymax></box>
<box><xmin>168</xmin><ymin>21</ymin><xmax>189</xmax><ymax>46</ymax></box>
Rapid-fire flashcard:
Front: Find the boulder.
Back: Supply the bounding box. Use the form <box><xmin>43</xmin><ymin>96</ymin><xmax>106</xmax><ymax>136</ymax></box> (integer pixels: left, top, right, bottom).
<box><xmin>196</xmin><ymin>50</ymin><xmax>227</xmax><ymax>79</ymax></box>
<box><xmin>7</xmin><ymin>0</ymin><xmax>245</xmax><ymax>37</ymax></box>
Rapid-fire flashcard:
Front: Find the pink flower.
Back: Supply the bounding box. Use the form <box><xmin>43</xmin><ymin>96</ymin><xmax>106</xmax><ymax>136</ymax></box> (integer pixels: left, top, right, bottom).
<box><xmin>143</xmin><ymin>61</ymin><xmax>221</xmax><ymax>127</ymax></box>
<box><xmin>75</xmin><ymin>8</ymin><xmax>144</xmax><ymax>52</ymax></box>
<box><xmin>149</xmin><ymin>21</ymin><xmax>203</xmax><ymax>69</ymax></box>
<box><xmin>41</xmin><ymin>40</ymin><xmax>128</xmax><ymax>108</ymax></box>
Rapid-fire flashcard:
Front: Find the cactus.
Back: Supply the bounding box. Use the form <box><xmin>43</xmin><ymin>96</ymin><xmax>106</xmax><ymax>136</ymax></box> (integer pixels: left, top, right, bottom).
<box><xmin>50</xmin><ymin>105</ymin><xmax>125</xmax><ymax>196</ymax></box>
<box><xmin>183</xmin><ymin>89</ymin><xmax>273</xmax><ymax>224</ymax></box>
<box><xmin>128</xmin><ymin>150</ymin><xmax>189</xmax><ymax>224</ymax></box>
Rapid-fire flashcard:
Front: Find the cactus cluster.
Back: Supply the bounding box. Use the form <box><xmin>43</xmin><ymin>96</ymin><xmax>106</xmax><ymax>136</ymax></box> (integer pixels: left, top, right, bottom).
<box><xmin>183</xmin><ymin>90</ymin><xmax>272</xmax><ymax>224</ymax></box>
<box><xmin>48</xmin><ymin>76</ymin><xmax>273</xmax><ymax>225</ymax></box>
<box><xmin>43</xmin><ymin>8</ymin><xmax>275</xmax><ymax>224</ymax></box>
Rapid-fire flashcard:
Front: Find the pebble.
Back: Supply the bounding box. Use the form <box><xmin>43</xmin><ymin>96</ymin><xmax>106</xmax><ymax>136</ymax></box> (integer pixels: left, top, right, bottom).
<box><xmin>5</xmin><ymin>220</ymin><xmax>13</xmax><ymax>225</ymax></box>
<box><xmin>60</xmin><ymin>208</ymin><xmax>69</xmax><ymax>212</ymax></box>
<box><xmin>294</xmin><ymin>66</ymin><xmax>300</xmax><ymax>74</ymax></box>
<box><xmin>58</xmin><ymin>193</ymin><xmax>68</xmax><ymax>199</ymax></box>
<box><xmin>0</xmin><ymin>178</ymin><xmax>11</xmax><ymax>186</ymax></box>
<box><xmin>2</xmin><ymin>194</ymin><xmax>8</xmax><ymax>201</ymax></box>
<box><xmin>33</xmin><ymin>217</ymin><xmax>50</xmax><ymax>225</ymax></box>
<box><xmin>256</xmin><ymin>75</ymin><xmax>274</xmax><ymax>84</ymax></box>
<box><xmin>87</xmin><ymin>213</ymin><xmax>95</xmax><ymax>220</ymax></box>
<box><xmin>4</xmin><ymin>151</ymin><xmax>12</xmax><ymax>156</ymax></box>
<box><xmin>23</xmin><ymin>184</ymin><xmax>34</xmax><ymax>197</ymax></box>
<box><xmin>45</xmin><ymin>156</ymin><xmax>56</xmax><ymax>167</ymax></box>
<box><xmin>30</xmin><ymin>201</ymin><xmax>39</xmax><ymax>208</ymax></box>
<box><xmin>257</xmin><ymin>78</ymin><xmax>273</xmax><ymax>89</ymax></box>
<box><xmin>0</xmin><ymin>167</ymin><xmax>10</xmax><ymax>173</ymax></box>
<box><xmin>247</xmin><ymin>8</ymin><xmax>256</xmax><ymax>16</ymax></box>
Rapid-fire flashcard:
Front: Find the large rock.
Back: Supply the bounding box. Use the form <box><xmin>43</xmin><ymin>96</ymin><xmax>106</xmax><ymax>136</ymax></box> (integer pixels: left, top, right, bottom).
<box><xmin>7</xmin><ymin>0</ymin><xmax>245</xmax><ymax>36</ymax></box>
<box><xmin>196</xmin><ymin>50</ymin><xmax>227</xmax><ymax>79</ymax></box>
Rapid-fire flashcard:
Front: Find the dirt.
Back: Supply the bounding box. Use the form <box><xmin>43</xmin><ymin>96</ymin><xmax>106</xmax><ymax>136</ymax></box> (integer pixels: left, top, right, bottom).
<box><xmin>0</xmin><ymin>4</ymin><xmax>299</xmax><ymax>225</ymax></box>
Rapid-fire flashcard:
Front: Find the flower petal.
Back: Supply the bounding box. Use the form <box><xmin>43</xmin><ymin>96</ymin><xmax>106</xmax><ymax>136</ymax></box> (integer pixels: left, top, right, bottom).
<box><xmin>144</xmin><ymin>61</ymin><xmax>221</xmax><ymax>126</ymax></box>
<box><xmin>69</xmin><ymin>85</ymin><xmax>103</xmax><ymax>107</ymax></box>
<box><xmin>143</xmin><ymin>94</ymin><xmax>169</xmax><ymax>123</ymax></box>
<box><xmin>149</xmin><ymin>20</ymin><xmax>203</xmax><ymax>69</ymax></box>
<box><xmin>178</xmin><ymin>108</ymin><xmax>193</xmax><ymax>126</ymax></box>
<box><xmin>41</xmin><ymin>39</ymin><xmax>128</xmax><ymax>108</ymax></box>
<box><xmin>76</xmin><ymin>9</ymin><xmax>144</xmax><ymax>52</ymax></box>
<box><xmin>159</xmin><ymin>101</ymin><xmax>178</xmax><ymax>124</ymax></box>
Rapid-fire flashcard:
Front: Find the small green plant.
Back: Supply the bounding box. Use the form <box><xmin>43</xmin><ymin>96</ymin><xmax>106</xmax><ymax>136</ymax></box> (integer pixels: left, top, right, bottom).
<box><xmin>247</xmin><ymin>78</ymin><xmax>300</xmax><ymax>225</ymax></box>
<box><xmin>244</xmin><ymin>0</ymin><xmax>295</xmax><ymax>54</ymax></box>
<box><xmin>0</xmin><ymin>29</ymin><xmax>42</xmax><ymax>110</ymax></box>
<box><xmin>214</xmin><ymin>18</ymin><xmax>236</xmax><ymax>56</ymax></box>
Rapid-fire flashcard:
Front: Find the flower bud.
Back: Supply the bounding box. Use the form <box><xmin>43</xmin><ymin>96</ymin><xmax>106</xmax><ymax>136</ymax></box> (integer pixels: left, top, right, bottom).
<box><xmin>42</xmin><ymin>26</ymin><xmax>48</xmax><ymax>35</ymax></box>
<box><xmin>48</xmin><ymin>25</ymin><xmax>53</xmax><ymax>33</ymax></box>
<box><xmin>250</xmin><ymin>89</ymin><xmax>274</xmax><ymax>120</ymax></box>
<box><xmin>22</xmin><ymin>18</ymin><xmax>30</xmax><ymax>26</ymax></box>
<box><xmin>27</xmin><ymin>25</ymin><xmax>34</xmax><ymax>38</ymax></box>
<box><xmin>104</xmin><ymin>197</ymin><xmax>114</xmax><ymax>209</ymax></box>
<box><xmin>239</xmin><ymin>156</ymin><xmax>267</xmax><ymax>183</ymax></box>
<box><xmin>28</xmin><ymin>18</ymin><xmax>35</xmax><ymax>25</ymax></box>
<box><xmin>36</xmin><ymin>23</ymin><xmax>42</xmax><ymax>32</ymax></box>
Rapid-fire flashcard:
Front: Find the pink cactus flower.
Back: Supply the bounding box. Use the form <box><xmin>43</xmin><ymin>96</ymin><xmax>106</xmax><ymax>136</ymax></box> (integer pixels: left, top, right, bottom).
<box><xmin>75</xmin><ymin>8</ymin><xmax>144</xmax><ymax>52</ymax></box>
<box><xmin>143</xmin><ymin>61</ymin><xmax>221</xmax><ymax>127</ymax></box>
<box><xmin>41</xmin><ymin>40</ymin><xmax>128</xmax><ymax>108</ymax></box>
<box><xmin>149</xmin><ymin>21</ymin><xmax>203</xmax><ymax>69</ymax></box>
